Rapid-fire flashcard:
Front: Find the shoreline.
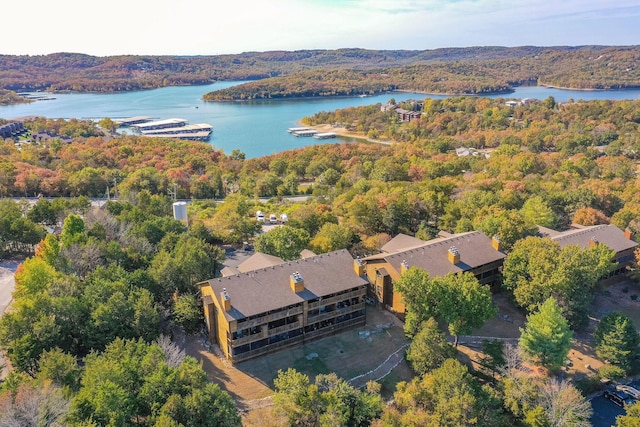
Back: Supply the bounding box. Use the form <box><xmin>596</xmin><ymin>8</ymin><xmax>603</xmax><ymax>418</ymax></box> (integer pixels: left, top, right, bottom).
<box><xmin>296</xmin><ymin>120</ymin><xmax>393</xmax><ymax>147</ymax></box>
<box><xmin>538</xmin><ymin>83</ymin><xmax>640</xmax><ymax>92</ymax></box>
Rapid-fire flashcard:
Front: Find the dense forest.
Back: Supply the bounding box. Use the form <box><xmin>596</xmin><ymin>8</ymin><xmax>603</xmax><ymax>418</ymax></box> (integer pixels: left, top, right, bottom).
<box><xmin>2</xmin><ymin>93</ymin><xmax>640</xmax><ymax>425</ymax></box>
<box><xmin>204</xmin><ymin>47</ymin><xmax>640</xmax><ymax>100</ymax></box>
<box><xmin>1</xmin><ymin>46</ymin><xmax>640</xmax><ymax>103</ymax></box>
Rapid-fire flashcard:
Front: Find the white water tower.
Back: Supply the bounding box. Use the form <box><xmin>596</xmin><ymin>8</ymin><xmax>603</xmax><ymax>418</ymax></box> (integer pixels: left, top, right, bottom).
<box><xmin>172</xmin><ymin>201</ymin><xmax>188</xmax><ymax>227</ymax></box>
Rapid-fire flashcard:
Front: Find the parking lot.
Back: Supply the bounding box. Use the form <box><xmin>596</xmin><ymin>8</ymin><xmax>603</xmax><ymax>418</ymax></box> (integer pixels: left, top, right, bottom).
<box><xmin>590</xmin><ymin>380</ymin><xmax>640</xmax><ymax>427</ymax></box>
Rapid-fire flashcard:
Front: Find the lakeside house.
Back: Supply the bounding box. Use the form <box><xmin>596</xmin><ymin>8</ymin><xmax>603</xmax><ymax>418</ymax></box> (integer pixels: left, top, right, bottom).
<box><xmin>380</xmin><ymin>101</ymin><xmax>423</xmax><ymax>122</ymax></box>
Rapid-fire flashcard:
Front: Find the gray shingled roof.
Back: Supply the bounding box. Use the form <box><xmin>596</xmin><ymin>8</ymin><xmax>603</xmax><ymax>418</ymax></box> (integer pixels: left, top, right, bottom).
<box><xmin>550</xmin><ymin>224</ymin><xmax>637</xmax><ymax>253</ymax></box>
<box><xmin>367</xmin><ymin>231</ymin><xmax>505</xmax><ymax>277</ymax></box>
<box><xmin>202</xmin><ymin>249</ymin><xmax>367</xmax><ymax>321</ymax></box>
<box><xmin>237</xmin><ymin>252</ymin><xmax>285</xmax><ymax>273</ymax></box>
<box><xmin>381</xmin><ymin>233</ymin><xmax>430</xmax><ymax>253</ymax></box>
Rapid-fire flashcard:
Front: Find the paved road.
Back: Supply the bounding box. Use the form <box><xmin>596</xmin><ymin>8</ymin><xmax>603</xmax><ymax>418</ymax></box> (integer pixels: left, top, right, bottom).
<box><xmin>591</xmin><ymin>394</ymin><xmax>625</xmax><ymax>427</ymax></box>
<box><xmin>0</xmin><ymin>262</ymin><xmax>18</xmax><ymax>316</ymax></box>
<box><xmin>0</xmin><ymin>261</ymin><xmax>18</xmax><ymax>379</ymax></box>
<box><xmin>10</xmin><ymin>195</ymin><xmax>310</xmax><ymax>207</ymax></box>
<box><xmin>591</xmin><ymin>380</ymin><xmax>640</xmax><ymax>427</ymax></box>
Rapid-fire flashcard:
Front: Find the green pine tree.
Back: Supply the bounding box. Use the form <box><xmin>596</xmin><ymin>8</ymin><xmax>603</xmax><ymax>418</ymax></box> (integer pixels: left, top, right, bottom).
<box><xmin>519</xmin><ymin>297</ymin><xmax>573</xmax><ymax>371</ymax></box>
<box><xmin>595</xmin><ymin>312</ymin><xmax>640</xmax><ymax>374</ymax></box>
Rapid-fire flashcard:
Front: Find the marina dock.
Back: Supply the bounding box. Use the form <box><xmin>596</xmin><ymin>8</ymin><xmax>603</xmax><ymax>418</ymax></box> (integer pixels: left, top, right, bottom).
<box><xmin>114</xmin><ymin>116</ymin><xmax>152</xmax><ymax>126</ymax></box>
<box><xmin>287</xmin><ymin>127</ymin><xmax>312</xmax><ymax>133</ymax></box>
<box><xmin>131</xmin><ymin>118</ymin><xmax>188</xmax><ymax>131</ymax></box>
<box><xmin>141</xmin><ymin>131</ymin><xmax>212</xmax><ymax>141</ymax></box>
<box><xmin>313</xmin><ymin>132</ymin><xmax>337</xmax><ymax>139</ymax></box>
<box><xmin>141</xmin><ymin>123</ymin><xmax>213</xmax><ymax>135</ymax></box>
<box><xmin>292</xmin><ymin>129</ymin><xmax>318</xmax><ymax>137</ymax></box>
<box><xmin>116</xmin><ymin>116</ymin><xmax>213</xmax><ymax>141</ymax></box>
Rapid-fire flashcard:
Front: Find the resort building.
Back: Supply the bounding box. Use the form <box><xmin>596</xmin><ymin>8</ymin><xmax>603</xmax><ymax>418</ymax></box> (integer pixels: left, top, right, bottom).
<box><xmin>361</xmin><ymin>231</ymin><xmax>506</xmax><ymax>315</ymax></box>
<box><xmin>539</xmin><ymin>224</ymin><xmax>638</xmax><ymax>278</ymax></box>
<box><xmin>200</xmin><ymin>250</ymin><xmax>368</xmax><ymax>363</ymax></box>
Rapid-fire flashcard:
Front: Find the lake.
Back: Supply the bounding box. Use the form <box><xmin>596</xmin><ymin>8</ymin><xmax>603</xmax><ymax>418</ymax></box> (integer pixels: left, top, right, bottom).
<box><xmin>2</xmin><ymin>82</ymin><xmax>640</xmax><ymax>158</ymax></box>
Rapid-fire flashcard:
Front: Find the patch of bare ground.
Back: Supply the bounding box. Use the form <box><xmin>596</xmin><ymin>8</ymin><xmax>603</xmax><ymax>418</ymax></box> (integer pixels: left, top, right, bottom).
<box><xmin>312</xmin><ymin>124</ymin><xmax>393</xmax><ymax>146</ymax></box>
<box><xmin>183</xmin><ymin>304</ymin><xmax>411</xmax><ymax>419</ymax></box>
<box><xmin>459</xmin><ymin>281</ymin><xmax>640</xmax><ymax>383</ymax></box>
<box><xmin>592</xmin><ymin>279</ymin><xmax>640</xmax><ymax>328</ymax></box>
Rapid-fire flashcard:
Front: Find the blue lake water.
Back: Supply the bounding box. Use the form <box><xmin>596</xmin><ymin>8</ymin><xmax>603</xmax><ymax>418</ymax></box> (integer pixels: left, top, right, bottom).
<box><xmin>2</xmin><ymin>82</ymin><xmax>639</xmax><ymax>158</ymax></box>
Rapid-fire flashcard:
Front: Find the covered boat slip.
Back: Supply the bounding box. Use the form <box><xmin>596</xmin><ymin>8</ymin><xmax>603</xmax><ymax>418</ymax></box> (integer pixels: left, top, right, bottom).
<box><xmin>131</xmin><ymin>118</ymin><xmax>188</xmax><ymax>131</ymax></box>
<box><xmin>116</xmin><ymin>116</ymin><xmax>213</xmax><ymax>141</ymax></box>
<box><xmin>141</xmin><ymin>131</ymin><xmax>212</xmax><ymax>141</ymax></box>
<box><xmin>141</xmin><ymin>123</ymin><xmax>213</xmax><ymax>135</ymax></box>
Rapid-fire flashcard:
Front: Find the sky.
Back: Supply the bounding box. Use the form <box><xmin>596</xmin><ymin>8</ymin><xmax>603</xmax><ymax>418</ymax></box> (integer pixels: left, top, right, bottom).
<box><xmin>3</xmin><ymin>0</ymin><xmax>640</xmax><ymax>56</ymax></box>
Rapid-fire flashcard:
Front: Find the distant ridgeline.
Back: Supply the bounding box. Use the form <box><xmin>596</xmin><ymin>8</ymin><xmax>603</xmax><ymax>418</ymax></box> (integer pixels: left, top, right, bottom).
<box><xmin>1</xmin><ymin>46</ymin><xmax>640</xmax><ymax>105</ymax></box>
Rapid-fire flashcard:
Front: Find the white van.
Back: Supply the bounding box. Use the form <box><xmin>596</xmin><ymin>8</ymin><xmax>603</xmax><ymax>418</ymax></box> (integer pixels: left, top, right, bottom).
<box><xmin>280</xmin><ymin>213</ymin><xmax>288</xmax><ymax>223</ymax></box>
<box><xmin>256</xmin><ymin>210</ymin><xmax>265</xmax><ymax>222</ymax></box>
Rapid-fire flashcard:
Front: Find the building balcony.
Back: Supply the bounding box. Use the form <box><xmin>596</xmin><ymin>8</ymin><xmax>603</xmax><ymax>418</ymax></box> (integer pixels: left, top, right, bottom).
<box><xmin>237</xmin><ymin>306</ymin><xmax>304</xmax><ymax>329</ymax></box>
<box><xmin>268</xmin><ymin>320</ymin><xmax>303</xmax><ymax>336</ymax></box>
<box><xmin>307</xmin><ymin>288</ymin><xmax>365</xmax><ymax>309</ymax></box>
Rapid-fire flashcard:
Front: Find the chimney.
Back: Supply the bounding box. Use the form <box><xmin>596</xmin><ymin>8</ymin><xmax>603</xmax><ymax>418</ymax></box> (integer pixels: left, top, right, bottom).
<box><xmin>448</xmin><ymin>246</ymin><xmax>460</xmax><ymax>264</ymax></box>
<box><xmin>220</xmin><ymin>288</ymin><xmax>231</xmax><ymax>312</ymax></box>
<box><xmin>400</xmin><ymin>260</ymin><xmax>409</xmax><ymax>274</ymax></box>
<box><xmin>290</xmin><ymin>271</ymin><xmax>305</xmax><ymax>293</ymax></box>
<box><xmin>589</xmin><ymin>236</ymin><xmax>599</xmax><ymax>247</ymax></box>
<box><xmin>354</xmin><ymin>257</ymin><xmax>365</xmax><ymax>276</ymax></box>
<box><xmin>625</xmin><ymin>228</ymin><xmax>633</xmax><ymax>240</ymax></box>
<box><xmin>491</xmin><ymin>235</ymin><xmax>502</xmax><ymax>251</ymax></box>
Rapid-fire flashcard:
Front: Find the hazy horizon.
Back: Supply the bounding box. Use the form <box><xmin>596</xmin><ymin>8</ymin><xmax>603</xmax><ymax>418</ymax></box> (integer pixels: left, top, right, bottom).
<box><xmin>4</xmin><ymin>1</ymin><xmax>640</xmax><ymax>57</ymax></box>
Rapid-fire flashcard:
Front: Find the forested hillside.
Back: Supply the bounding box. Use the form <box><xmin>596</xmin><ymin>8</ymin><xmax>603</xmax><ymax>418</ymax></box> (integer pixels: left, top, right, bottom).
<box><xmin>1</xmin><ymin>46</ymin><xmax>639</xmax><ymax>103</ymax></box>
<box><xmin>204</xmin><ymin>46</ymin><xmax>640</xmax><ymax>100</ymax></box>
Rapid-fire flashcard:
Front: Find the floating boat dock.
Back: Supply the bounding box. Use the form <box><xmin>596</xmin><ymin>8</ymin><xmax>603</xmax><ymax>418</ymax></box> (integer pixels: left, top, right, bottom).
<box><xmin>292</xmin><ymin>130</ymin><xmax>318</xmax><ymax>137</ymax></box>
<box><xmin>313</xmin><ymin>132</ymin><xmax>337</xmax><ymax>140</ymax></box>
<box><xmin>118</xmin><ymin>117</ymin><xmax>213</xmax><ymax>141</ymax></box>
<box><xmin>287</xmin><ymin>127</ymin><xmax>312</xmax><ymax>133</ymax></box>
<box><xmin>141</xmin><ymin>131</ymin><xmax>212</xmax><ymax>141</ymax></box>
<box><xmin>114</xmin><ymin>116</ymin><xmax>153</xmax><ymax>126</ymax></box>
<box><xmin>131</xmin><ymin>118</ymin><xmax>187</xmax><ymax>131</ymax></box>
<box><xmin>141</xmin><ymin>123</ymin><xmax>213</xmax><ymax>135</ymax></box>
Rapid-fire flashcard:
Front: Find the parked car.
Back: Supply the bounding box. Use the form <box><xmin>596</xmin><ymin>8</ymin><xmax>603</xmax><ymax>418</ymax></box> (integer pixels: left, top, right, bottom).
<box><xmin>256</xmin><ymin>210</ymin><xmax>265</xmax><ymax>222</ymax></box>
<box><xmin>616</xmin><ymin>384</ymin><xmax>640</xmax><ymax>400</ymax></box>
<box><xmin>269</xmin><ymin>213</ymin><xmax>278</xmax><ymax>224</ymax></box>
<box><xmin>604</xmin><ymin>387</ymin><xmax>635</xmax><ymax>407</ymax></box>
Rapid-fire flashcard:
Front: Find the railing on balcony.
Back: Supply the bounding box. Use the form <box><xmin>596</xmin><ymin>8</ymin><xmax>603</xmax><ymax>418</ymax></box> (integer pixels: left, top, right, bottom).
<box><xmin>237</xmin><ymin>306</ymin><xmax>304</xmax><ymax>329</ymax></box>
<box><xmin>307</xmin><ymin>289</ymin><xmax>365</xmax><ymax>310</ymax></box>
<box><xmin>268</xmin><ymin>321</ymin><xmax>303</xmax><ymax>336</ymax></box>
